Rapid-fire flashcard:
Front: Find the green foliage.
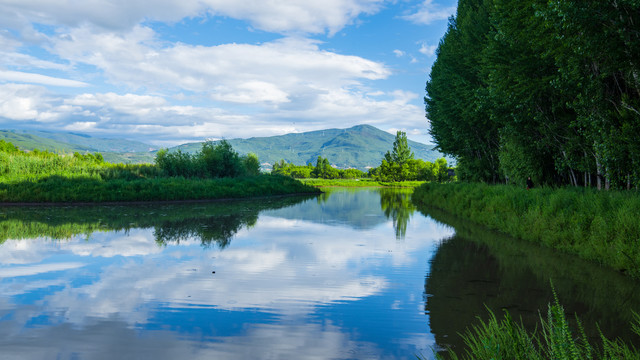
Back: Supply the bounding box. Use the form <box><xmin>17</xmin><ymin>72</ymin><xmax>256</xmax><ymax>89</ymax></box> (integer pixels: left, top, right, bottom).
<box><xmin>0</xmin><ymin>140</ymin><xmax>319</xmax><ymax>203</ymax></box>
<box><xmin>412</xmin><ymin>183</ymin><xmax>640</xmax><ymax>277</ymax></box>
<box><xmin>0</xmin><ymin>140</ymin><xmax>19</xmax><ymax>153</ymax></box>
<box><xmin>384</xmin><ymin>131</ymin><xmax>414</xmax><ymax>165</ymax></box>
<box><xmin>272</xmin><ymin>156</ymin><xmax>366</xmax><ymax>180</ymax></box>
<box><xmin>156</xmin><ymin>140</ymin><xmax>261</xmax><ymax>178</ymax></box>
<box><xmin>437</xmin><ymin>294</ymin><xmax>640</xmax><ymax>360</ymax></box>
<box><xmin>300</xmin><ymin>178</ymin><xmax>424</xmax><ymax>188</ymax></box>
<box><xmin>371</xmin><ymin>131</ymin><xmax>455</xmax><ymax>182</ymax></box>
<box><xmin>426</xmin><ymin>0</ymin><xmax>640</xmax><ymax>188</ymax></box>
<box><xmin>0</xmin><ymin>175</ymin><xmax>319</xmax><ymax>203</ymax></box>
<box><xmin>371</xmin><ymin>157</ymin><xmax>452</xmax><ymax>183</ymax></box>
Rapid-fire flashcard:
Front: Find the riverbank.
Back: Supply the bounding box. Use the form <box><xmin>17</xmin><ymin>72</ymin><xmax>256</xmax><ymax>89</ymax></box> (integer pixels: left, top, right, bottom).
<box><xmin>301</xmin><ymin>178</ymin><xmax>424</xmax><ymax>188</ymax></box>
<box><xmin>412</xmin><ymin>182</ymin><xmax>640</xmax><ymax>278</ymax></box>
<box><xmin>0</xmin><ymin>175</ymin><xmax>320</xmax><ymax>203</ymax></box>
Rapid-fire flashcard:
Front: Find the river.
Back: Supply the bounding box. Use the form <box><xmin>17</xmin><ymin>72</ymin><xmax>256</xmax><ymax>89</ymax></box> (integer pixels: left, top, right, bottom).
<box><xmin>0</xmin><ymin>188</ymin><xmax>638</xmax><ymax>359</ymax></box>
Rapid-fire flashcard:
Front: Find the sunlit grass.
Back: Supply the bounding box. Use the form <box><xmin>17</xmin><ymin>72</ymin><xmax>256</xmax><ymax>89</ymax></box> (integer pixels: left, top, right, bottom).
<box><xmin>412</xmin><ymin>183</ymin><xmax>640</xmax><ymax>278</ymax></box>
<box><xmin>0</xmin><ymin>142</ymin><xmax>319</xmax><ymax>203</ymax></box>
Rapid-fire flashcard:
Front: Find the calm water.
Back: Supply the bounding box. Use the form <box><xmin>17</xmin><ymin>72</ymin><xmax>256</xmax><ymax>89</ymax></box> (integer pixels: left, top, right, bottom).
<box><xmin>1</xmin><ymin>188</ymin><xmax>639</xmax><ymax>359</ymax></box>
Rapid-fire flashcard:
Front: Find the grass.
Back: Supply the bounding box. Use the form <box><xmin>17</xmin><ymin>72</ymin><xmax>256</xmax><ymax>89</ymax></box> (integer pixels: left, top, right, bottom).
<box><xmin>433</xmin><ymin>289</ymin><xmax>640</xmax><ymax>360</ymax></box>
<box><xmin>0</xmin><ymin>141</ymin><xmax>320</xmax><ymax>203</ymax></box>
<box><xmin>412</xmin><ymin>182</ymin><xmax>640</xmax><ymax>278</ymax></box>
<box><xmin>0</xmin><ymin>174</ymin><xmax>319</xmax><ymax>203</ymax></box>
<box><xmin>301</xmin><ymin>178</ymin><xmax>425</xmax><ymax>188</ymax></box>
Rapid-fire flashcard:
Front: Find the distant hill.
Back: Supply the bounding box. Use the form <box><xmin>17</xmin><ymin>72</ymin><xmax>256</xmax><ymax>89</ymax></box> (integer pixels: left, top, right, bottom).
<box><xmin>10</xmin><ymin>129</ymin><xmax>155</xmax><ymax>153</ymax></box>
<box><xmin>173</xmin><ymin>124</ymin><xmax>442</xmax><ymax>170</ymax></box>
<box><xmin>0</xmin><ymin>130</ymin><xmax>155</xmax><ymax>164</ymax></box>
<box><xmin>1</xmin><ymin>125</ymin><xmax>444</xmax><ymax>169</ymax></box>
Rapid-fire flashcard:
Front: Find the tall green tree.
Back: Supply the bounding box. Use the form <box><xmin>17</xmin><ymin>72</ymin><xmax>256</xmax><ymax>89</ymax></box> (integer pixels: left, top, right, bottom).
<box><xmin>384</xmin><ymin>131</ymin><xmax>414</xmax><ymax>165</ymax></box>
<box><xmin>426</xmin><ymin>0</ymin><xmax>500</xmax><ymax>183</ymax></box>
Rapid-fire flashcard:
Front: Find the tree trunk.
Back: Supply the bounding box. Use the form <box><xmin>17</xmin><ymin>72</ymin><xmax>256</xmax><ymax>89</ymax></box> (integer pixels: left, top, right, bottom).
<box><xmin>595</xmin><ymin>156</ymin><xmax>603</xmax><ymax>190</ymax></box>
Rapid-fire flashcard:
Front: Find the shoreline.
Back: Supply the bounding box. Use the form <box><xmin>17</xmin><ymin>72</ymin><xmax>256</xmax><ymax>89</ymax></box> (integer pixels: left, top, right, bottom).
<box><xmin>0</xmin><ymin>192</ymin><xmax>321</xmax><ymax>207</ymax></box>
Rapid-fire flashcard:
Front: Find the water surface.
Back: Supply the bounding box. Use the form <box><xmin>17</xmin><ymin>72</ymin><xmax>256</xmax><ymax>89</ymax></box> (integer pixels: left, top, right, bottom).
<box><xmin>1</xmin><ymin>188</ymin><xmax>638</xmax><ymax>359</ymax></box>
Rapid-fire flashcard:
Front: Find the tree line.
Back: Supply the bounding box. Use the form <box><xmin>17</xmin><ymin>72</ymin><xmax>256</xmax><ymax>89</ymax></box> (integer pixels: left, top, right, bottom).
<box><xmin>426</xmin><ymin>0</ymin><xmax>640</xmax><ymax>189</ymax></box>
<box><xmin>272</xmin><ymin>131</ymin><xmax>453</xmax><ymax>182</ymax></box>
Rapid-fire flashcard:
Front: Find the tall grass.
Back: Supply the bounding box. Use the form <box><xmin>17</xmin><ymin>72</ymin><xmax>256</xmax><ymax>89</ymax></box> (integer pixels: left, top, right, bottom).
<box><xmin>0</xmin><ymin>141</ymin><xmax>319</xmax><ymax>203</ymax></box>
<box><xmin>0</xmin><ymin>174</ymin><xmax>319</xmax><ymax>203</ymax></box>
<box><xmin>436</xmin><ymin>290</ymin><xmax>640</xmax><ymax>360</ymax></box>
<box><xmin>412</xmin><ymin>183</ymin><xmax>640</xmax><ymax>278</ymax></box>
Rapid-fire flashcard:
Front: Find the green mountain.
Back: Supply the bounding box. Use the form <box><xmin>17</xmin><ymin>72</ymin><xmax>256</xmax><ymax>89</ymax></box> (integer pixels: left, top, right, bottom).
<box><xmin>1</xmin><ymin>125</ymin><xmax>443</xmax><ymax>169</ymax></box>
<box><xmin>173</xmin><ymin>124</ymin><xmax>442</xmax><ymax>170</ymax></box>
<box><xmin>0</xmin><ymin>130</ymin><xmax>155</xmax><ymax>164</ymax></box>
<box><xmin>11</xmin><ymin>129</ymin><xmax>155</xmax><ymax>153</ymax></box>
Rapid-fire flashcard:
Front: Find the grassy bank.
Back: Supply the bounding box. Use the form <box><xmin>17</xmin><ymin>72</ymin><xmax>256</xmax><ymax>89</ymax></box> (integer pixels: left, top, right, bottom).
<box><xmin>412</xmin><ymin>183</ymin><xmax>640</xmax><ymax>277</ymax></box>
<box><xmin>0</xmin><ymin>174</ymin><xmax>319</xmax><ymax>203</ymax></box>
<box><xmin>301</xmin><ymin>178</ymin><xmax>424</xmax><ymax>188</ymax></box>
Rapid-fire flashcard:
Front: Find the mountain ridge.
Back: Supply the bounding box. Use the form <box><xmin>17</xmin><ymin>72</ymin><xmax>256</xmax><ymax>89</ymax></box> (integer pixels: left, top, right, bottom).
<box><xmin>0</xmin><ymin>124</ymin><xmax>443</xmax><ymax>170</ymax></box>
<box><xmin>172</xmin><ymin>124</ymin><xmax>442</xmax><ymax>170</ymax></box>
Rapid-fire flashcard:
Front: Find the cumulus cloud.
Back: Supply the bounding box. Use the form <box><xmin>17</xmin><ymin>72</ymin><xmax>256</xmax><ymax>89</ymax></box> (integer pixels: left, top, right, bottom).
<box><xmin>51</xmin><ymin>30</ymin><xmax>389</xmax><ymax>96</ymax></box>
<box><xmin>0</xmin><ymin>0</ymin><xmax>385</xmax><ymax>35</ymax></box>
<box><xmin>0</xmin><ymin>1</ymin><xmax>436</xmax><ymax>145</ymax></box>
<box><xmin>0</xmin><ymin>83</ymin><xmax>63</xmax><ymax>121</ymax></box>
<box><xmin>402</xmin><ymin>0</ymin><xmax>456</xmax><ymax>25</ymax></box>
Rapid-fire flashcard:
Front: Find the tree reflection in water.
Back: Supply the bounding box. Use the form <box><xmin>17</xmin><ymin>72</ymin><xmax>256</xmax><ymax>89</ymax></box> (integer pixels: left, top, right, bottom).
<box><xmin>0</xmin><ymin>195</ymin><xmax>315</xmax><ymax>248</ymax></box>
<box><xmin>378</xmin><ymin>188</ymin><xmax>416</xmax><ymax>240</ymax></box>
<box><xmin>418</xmin><ymin>204</ymin><xmax>640</xmax><ymax>357</ymax></box>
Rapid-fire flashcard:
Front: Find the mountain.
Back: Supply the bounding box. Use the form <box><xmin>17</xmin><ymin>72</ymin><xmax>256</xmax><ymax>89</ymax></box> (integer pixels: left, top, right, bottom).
<box><xmin>1</xmin><ymin>125</ymin><xmax>444</xmax><ymax>169</ymax></box>
<box><xmin>173</xmin><ymin>124</ymin><xmax>442</xmax><ymax>170</ymax></box>
<box><xmin>10</xmin><ymin>129</ymin><xmax>155</xmax><ymax>153</ymax></box>
<box><xmin>0</xmin><ymin>130</ymin><xmax>155</xmax><ymax>164</ymax></box>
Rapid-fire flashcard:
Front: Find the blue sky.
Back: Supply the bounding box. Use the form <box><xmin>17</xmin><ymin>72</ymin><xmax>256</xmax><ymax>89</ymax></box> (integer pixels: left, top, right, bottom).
<box><xmin>0</xmin><ymin>0</ymin><xmax>457</xmax><ymax>146</ymax></box>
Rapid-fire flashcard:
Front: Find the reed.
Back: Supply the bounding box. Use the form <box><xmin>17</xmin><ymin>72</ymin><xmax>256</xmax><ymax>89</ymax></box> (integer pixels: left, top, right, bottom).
<box><xmin>434</xmin><ymin>291</ymin><xmax>640</xmax><ymax>360</ymax></box>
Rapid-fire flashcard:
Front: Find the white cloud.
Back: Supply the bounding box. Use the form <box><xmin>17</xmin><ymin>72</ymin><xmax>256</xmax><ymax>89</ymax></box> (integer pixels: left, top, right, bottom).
<box><xmin>0</xmin><ymin>70</ymin><xmax>89</xmax><ymax>87</ymax></box>
<box><xmin>0</xmin><ymin>83</ymin><xmax>62</xmax><ymax>121</ymax></box>
<box><xmin>0</xmin><ymin>2</ymin><xmax>436</xmax><ymax>146</ymax></box>
<box><xmin>393</xmin><ymin>49</ymin><xmax>405</xmax><ymax>57</ymax></box>
<box><xmin>51</xmin><ymin>30</ymin><xmax>389</xmax><ymax>95</ymax></box>
<box><xmin>402</xmin><ymin>0</ymin><xmax>456</xmax><ymax>25</ymax></box>
<box><xmin>0</xmin><ymin>0</ymin><xmax>385</xmax><ymax>35</ymax></box>
<box><xmin>419</xmin><ymin>42</ymin><xmax>438</xmax><ymax>57</ymax></box>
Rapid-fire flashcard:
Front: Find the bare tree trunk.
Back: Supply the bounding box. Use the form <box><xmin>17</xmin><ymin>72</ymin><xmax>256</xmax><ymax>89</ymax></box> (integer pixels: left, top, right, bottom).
<box><xmin>562</xmin><ymin>150</ymin><xmax>578</xmax><ymax>187</ymax></box>
<box><xmin>596</xmin><ymin>156</ymin><xmax>603</xmax><ymax>190</ymax></box>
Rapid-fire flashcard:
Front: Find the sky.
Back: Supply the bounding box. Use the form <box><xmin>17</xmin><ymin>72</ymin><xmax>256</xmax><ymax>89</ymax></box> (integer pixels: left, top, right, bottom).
<box><xmin>0</xmin><ymin>0</ymin><xmax>457</xmax><ymax>147</ymax></box>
